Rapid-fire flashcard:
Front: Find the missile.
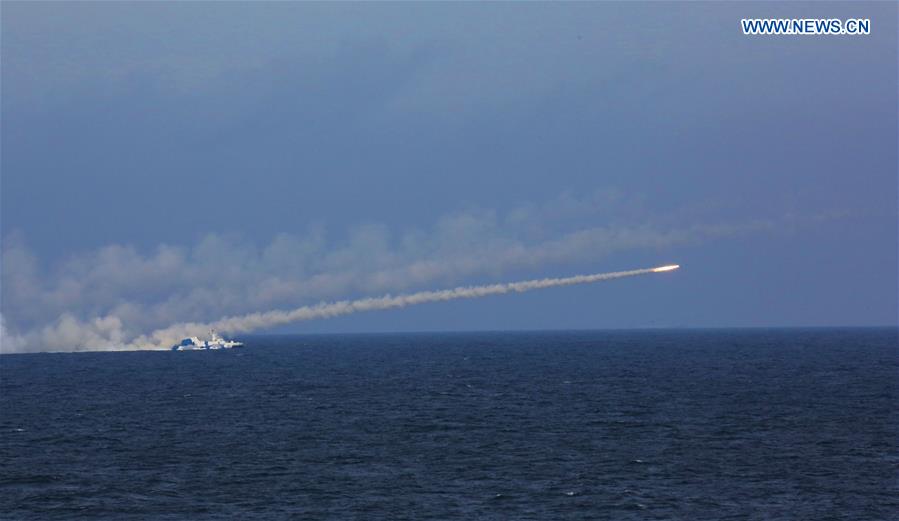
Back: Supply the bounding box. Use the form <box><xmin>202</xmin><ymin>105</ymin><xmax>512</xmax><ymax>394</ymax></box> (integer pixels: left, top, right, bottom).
<box><xmin>651</xmin><ymin>264</ymin><xmax>680</xmax><ymax>273</ymax></box>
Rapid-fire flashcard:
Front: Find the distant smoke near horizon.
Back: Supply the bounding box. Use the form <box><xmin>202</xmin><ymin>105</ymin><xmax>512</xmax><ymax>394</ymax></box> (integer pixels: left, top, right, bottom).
<box><xmin>132</xmin><ymin>265</ymin><xmax>680</xmax><ymax>350</ymax></box>
<box><xmin>8</xmin><ymin>191</ymin><xmax>768</xmax><ymax>354</ymax></box>
<box><xmin>0</xmin><ymin>260</ymin><xmax>679</xmax><ymax>353</ymax></box>
<box><xmin>1</xmin><ymin>192</ymin><xmax>842</xmax><ymax>355</ymax></box>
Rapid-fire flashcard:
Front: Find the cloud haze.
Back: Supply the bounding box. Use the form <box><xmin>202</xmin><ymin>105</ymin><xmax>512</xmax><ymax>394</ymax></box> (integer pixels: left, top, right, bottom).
<box><xmin>1</xmin><ymin>191</ymin><xmax>801</xmax><ymax>352</ymax></box>
<box><xmin>2</xmin><ymin>3</ymin><xmax>895</xmax><ymax>350</ymax></box>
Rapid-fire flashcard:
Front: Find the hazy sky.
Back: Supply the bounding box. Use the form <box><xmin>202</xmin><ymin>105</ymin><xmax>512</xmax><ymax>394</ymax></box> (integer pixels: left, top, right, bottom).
<box><xmin>2</xmin><ymin>2</ymin><xmax>896</xmax><ymax>351</ymax></box>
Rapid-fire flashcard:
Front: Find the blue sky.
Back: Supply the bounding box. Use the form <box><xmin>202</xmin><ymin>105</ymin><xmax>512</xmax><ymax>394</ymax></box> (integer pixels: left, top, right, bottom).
<box><xmin>2</xmin><ymin>2</ymin><xmax>896</xmax><ymax>351</ymax></box>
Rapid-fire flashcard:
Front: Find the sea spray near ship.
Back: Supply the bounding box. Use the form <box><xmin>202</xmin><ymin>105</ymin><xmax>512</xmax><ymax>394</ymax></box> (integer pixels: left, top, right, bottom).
<box><xmin>147</xmin><ymin>264</ymin><xmax>680</xmax><ymax>350</ymax></box>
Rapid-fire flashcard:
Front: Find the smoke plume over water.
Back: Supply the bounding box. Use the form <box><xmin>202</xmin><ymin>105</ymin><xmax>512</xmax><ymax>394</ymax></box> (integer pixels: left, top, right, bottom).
<box><xmin>133</xmin><ymin>265</ymin><xmax>679</xmax><ymax>350</ymax></box>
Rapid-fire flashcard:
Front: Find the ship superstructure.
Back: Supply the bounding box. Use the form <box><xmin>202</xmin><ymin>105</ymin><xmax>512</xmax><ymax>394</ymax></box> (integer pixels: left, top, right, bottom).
<box><xmin>171</xmin><ymin>330</ymin><xmax>243</xmax><ymax>351</ymax></box>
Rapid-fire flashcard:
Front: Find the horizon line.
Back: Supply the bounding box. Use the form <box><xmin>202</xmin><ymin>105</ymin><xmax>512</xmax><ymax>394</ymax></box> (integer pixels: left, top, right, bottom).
<box><xmin>3</xmin><ymin>325</ymin><xmax>896</xmax><ymax>355</ymax></box>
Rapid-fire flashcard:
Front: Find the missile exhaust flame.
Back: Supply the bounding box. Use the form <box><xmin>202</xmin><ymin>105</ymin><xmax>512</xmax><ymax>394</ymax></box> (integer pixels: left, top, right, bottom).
<box><xmin>135</xmin><ymin>264</ymin><xmax>681</xmax><ymax>349</ymax></box>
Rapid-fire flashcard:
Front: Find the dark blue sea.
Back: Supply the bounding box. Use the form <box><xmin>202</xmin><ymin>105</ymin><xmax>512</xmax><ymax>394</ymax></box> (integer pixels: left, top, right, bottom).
<box><xmin>1</xmin><ymin>329</ymin><xmax>897</xmax><ymax>520</ymax></box>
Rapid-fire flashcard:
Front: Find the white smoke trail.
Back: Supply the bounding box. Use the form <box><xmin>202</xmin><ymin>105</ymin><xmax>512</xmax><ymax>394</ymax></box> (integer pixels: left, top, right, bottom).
<box><xmin>133</xmin><ymin>265</ymin><xmax>679</xmax><ymax>349</ymax></box>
